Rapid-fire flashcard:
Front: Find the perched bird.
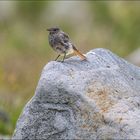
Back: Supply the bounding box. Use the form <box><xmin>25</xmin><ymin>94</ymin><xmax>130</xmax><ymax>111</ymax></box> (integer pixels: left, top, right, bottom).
<box><xmin>47</xmin><ymin>27</ymin><xmax>86</xmax><ymax>62</ymax></box>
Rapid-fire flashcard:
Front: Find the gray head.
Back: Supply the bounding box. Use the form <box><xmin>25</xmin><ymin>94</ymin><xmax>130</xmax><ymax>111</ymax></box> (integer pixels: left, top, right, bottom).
<box><xmin>47</xmin><ymin>27</ymin><xmax>60</xmax><ymax>33</ymax></box>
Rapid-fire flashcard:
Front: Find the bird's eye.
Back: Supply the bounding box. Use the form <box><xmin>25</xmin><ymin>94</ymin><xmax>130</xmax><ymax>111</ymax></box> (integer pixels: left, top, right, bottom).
<box><xmin>54</xmin><ymin>28</ymin><xmax>59</xmax><ymax>31</ymax></box>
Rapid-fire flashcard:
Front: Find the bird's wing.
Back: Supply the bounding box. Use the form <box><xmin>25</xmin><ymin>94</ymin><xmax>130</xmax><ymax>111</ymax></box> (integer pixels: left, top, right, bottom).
<box><xmin>57</xmin><ymin>32</ymin><xmax>70</xmax><ymax>47</ymax></box>
<box><xmin>60</xmin><ymin>32</ymin><xmax>69</xmax><ymax>43</ymax></box>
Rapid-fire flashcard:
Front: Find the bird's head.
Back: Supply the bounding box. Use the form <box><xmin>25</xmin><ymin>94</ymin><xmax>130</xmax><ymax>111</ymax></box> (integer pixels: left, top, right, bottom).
<box><xmin>47</xmin><ymin>27</ymin><xmax>60</xmax><ymax>33</ymax></box>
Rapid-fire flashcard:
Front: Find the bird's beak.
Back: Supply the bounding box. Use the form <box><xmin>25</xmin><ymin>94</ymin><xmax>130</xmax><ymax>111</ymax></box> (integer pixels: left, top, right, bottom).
<box><xmin>46</xmin><ymin>28</ymin><xmax>51</xmax><ymax>31</ymax></box>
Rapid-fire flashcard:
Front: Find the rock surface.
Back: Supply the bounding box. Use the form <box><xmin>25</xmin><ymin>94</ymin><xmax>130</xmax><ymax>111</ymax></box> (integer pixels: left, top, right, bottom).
<box><xmin>127</xmin><ymin>48</ymin><xmax>140</xmax><ymax>66</ymax></box>
<box><xmin>12</xmin><ymin>48</ymin><xmax>140</xmax><ymax>139</ymax></box>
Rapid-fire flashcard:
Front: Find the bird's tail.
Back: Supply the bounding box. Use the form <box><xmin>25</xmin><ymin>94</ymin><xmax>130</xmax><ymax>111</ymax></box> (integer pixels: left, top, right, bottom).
<box><xmin>72</xmin><ymin>45</ymin><xmax>86</xmax><ymax>60</ymax></box>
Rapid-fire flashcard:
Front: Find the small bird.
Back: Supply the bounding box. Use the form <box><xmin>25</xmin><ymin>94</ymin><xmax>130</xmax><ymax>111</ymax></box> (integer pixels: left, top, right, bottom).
<box><xmin>47</xmin><ymin>27</ymin><xmax>86</xmax><ymax>62</ymax></box>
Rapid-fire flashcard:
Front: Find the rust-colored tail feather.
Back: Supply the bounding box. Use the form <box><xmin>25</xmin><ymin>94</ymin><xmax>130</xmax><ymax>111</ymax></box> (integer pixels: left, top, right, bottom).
<box><xmin>72</xmin><ymin>46</ymin><xmax>86</xmax><ymax>60</ymax></box>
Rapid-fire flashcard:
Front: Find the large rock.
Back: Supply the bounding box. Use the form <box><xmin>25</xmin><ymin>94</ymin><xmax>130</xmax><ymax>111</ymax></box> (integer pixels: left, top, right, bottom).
<box><xmin>12</xmin><ymin>48</ymin><xmax>140</xmax><ymax>139</ymax></box>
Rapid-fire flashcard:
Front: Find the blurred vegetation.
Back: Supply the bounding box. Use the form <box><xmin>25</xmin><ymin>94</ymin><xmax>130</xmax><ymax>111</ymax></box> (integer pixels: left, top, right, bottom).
<box><xmin>0</xmin><ymin>1</ymin><xmax>140</xmax><ymax>136</ymax></box>
<box><xmin>90</xmin><ymin>1</ymin><xmax>140</xmax><ymax>55</ymax></box>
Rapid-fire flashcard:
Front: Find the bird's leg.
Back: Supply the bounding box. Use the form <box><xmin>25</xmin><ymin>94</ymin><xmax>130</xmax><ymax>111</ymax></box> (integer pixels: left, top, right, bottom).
<box><xmin>62</xmin><ymin>53</ymin><xmax>66</xmax><ymax>62</ymax></box>
<box><xmin>55</xmin><ymin>54</ymin><xmax>60</xmax><ymax>61</ymax></box>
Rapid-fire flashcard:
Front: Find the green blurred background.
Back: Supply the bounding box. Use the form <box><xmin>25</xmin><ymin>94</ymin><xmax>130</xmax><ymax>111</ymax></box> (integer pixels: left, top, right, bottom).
<box><xmin>0</xmin><ymin>1</ymin><xmax>140</xmax><ymax>137</ymax></box>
